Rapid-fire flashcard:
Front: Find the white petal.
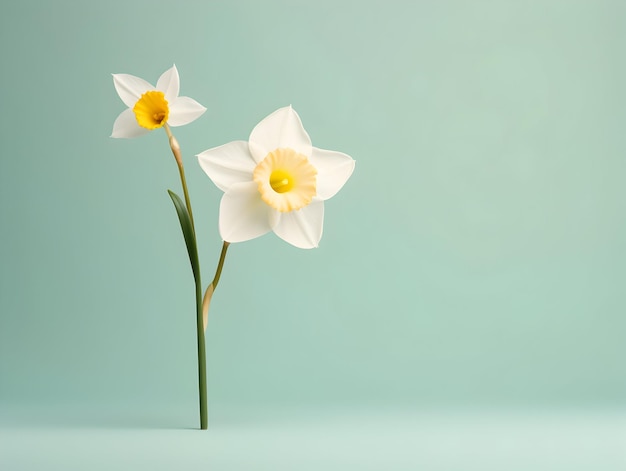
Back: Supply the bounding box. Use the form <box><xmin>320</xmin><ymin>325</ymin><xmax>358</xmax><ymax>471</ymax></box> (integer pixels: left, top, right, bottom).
<box><xmin>197</xmin><ymin>141</ymin><xmax>256</xmax><ymax>192</ymax></box>
<box><xmin>156</xmin><ymin>65</ymin><xmax>180</xmax><ymax>102</ymax></box>
<box><xmin>309</xmin><ymin>147</ymin><xmax>355</xmax><ymax>200</ymax></box>
<box><xmin>111</xmin><ymin>108</ymin><xmax>150</xmax><ymax>138</ymax></box>
<box><xmin>219</xmin><ymin>181</ymin><xmax>275</xmax><ymax>243</ymax></box>
<box><xmin>168</xmin><ymin>96</ymin><xmax>207</xmax><ymax>127</ymax></box>
<box><xmin>113</xmin><ymin>73</ymin><xmax>153</xmax><ymax>108</ymax></box>
<box><xmin>248</xmin><ymin>106</ymin><xmax>312</xmax><ymax>163</ymax></box>
<box><xmin>273</xmin><ymin>199</ymin><xmax>324</xmax><ymax>249</ymax></box>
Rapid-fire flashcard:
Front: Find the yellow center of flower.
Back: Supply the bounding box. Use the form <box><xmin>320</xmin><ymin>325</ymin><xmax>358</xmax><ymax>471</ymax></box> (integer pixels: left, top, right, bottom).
<box><xmin>253</xmin><ymin>148</ymin><xmax>317</xmax><ymax>212</ymax></box>
<box><xmin>269</xmin><ymin>169</ymin><xmax>295</xmax><ymax>193</ymax></box>
<box><xmin>133</xmin><ymin>91</ymin><xmax>169</xmax><ymax>130</ymax></box>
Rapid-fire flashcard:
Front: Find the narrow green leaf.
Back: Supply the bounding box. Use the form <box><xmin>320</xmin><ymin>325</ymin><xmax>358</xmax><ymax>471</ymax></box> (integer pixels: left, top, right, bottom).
<box><xmin>168</xmin><ymin>189</ymin><xmax>200</xmax><ymax>281</ymax></box>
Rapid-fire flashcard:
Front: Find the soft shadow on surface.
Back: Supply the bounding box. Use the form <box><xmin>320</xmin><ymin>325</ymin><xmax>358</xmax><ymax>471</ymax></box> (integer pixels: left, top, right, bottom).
<box><xmin>1</xmin><ymin>403</ymin><xmax>625</xmax><ymax>471</ymax></box>
<box><xmin>0</xmin><ymin>401</ymin><xmax>332</xmax><ymax>430</ymax></box>
<box><xmin>0</xmin><ymin>401</ymin><xmax>199</xmax><ymax>430</ymax></box>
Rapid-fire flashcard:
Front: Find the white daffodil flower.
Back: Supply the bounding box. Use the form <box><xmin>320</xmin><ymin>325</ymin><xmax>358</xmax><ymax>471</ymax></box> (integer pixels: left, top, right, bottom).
<box><xmin>197</xmin><ymin>106</ymin><xmax>355</xmax><ymax>249</ymax></box>
<box><xmin>111</xmin><ymin>65</ymin><xmax>206</xmax><ymax>138</ymax></box>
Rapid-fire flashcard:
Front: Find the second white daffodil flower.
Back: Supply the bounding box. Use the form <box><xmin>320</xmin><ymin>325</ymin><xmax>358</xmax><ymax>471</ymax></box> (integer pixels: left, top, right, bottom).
<box><xmin>111</xmin><ymin>65</ymin><xmax>206</xmax><ymax>138</ymax></box>
<box><xmin>197</xmin><ymin>106</ymin><xmax>355</xmax><ymax>249</ymax></box>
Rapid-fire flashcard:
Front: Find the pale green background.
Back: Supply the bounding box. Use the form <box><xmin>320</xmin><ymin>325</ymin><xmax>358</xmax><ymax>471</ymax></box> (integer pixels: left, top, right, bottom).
<box><xmin>1</xmin><ymin>0</ymin><xmax>625</xmax><ymax>468</ymax></box>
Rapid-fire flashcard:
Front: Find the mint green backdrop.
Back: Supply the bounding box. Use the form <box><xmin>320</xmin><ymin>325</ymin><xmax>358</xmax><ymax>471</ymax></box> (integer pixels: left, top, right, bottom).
<box><xmin>1</xmin><ymin>0</ymin><xmax>624</xmax><ymax>469</ymax></box>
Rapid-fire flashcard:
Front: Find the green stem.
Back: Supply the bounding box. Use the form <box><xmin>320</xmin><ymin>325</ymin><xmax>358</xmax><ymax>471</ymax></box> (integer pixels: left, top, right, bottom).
<box><xmin>164</xmin><ymin>125</ymin><xmax>206</xmax><ymax>429</ymax></box>
<box><xmin>201</xmin><ymin>241</ymin><xmax>230</xmax><ymax>338</ymax></box>
<box><xmin>195</xmin><ymin>273</ymin><xmax>207</xmax><ymax>430</ymax></box>
<box><xmin>164</xmin><ymin>124</ymin><xmax>196</xmax><ymax>231</ymax></box>
<box><xmin>212</xmin><ymin>241</ymin><xmax>230</xmax><ymax>289</ymax></box>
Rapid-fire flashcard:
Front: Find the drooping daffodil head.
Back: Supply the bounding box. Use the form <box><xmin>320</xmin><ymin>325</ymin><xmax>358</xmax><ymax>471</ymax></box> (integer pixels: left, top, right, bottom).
<box><xmin>111</xmin><ymin>65</ymin><xmax>206</xmax><ymax>138</ymax></box>
<box><xmin>197</xmin><ymin>106</ymin><xmax>355</xmax><ymax>249</ymax></box>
